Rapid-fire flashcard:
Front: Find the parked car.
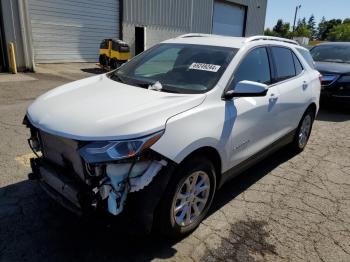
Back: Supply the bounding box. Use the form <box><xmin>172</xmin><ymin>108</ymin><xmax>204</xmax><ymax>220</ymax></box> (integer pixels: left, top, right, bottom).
<box><xmin>24</xmin><ymin>35</ymin><xmax>320</xmax><ymax>237</ymax></box>
<box><xmin>310</xmin><ymin>42</ymin><xmax>350</xmax><ymax>107</ymax></box>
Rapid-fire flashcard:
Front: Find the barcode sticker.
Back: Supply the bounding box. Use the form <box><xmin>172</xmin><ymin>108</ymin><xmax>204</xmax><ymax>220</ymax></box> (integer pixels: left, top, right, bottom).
<box><xmin>189</xmin><ymin>63</ymin><xmax>221</xmax><ymax>72</ymax></box>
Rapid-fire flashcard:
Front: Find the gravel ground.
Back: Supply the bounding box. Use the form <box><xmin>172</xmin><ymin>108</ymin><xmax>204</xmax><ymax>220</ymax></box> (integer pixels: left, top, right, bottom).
<box><xmin>0</xmin><ymin>64</ymin><xmax>349</xmax><ymax>262</ymax></box>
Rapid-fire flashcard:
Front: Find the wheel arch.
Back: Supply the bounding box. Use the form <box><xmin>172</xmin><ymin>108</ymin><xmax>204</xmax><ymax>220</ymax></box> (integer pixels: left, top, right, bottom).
<box><xmin>179</xmin><ymin>146</ymin><xmax>222</xmax><ymax>188</ymax></box>
<box><xmin>306</xmin><ymin>102</ymin><xmax>317</xmax><ymax>119</ymax></box>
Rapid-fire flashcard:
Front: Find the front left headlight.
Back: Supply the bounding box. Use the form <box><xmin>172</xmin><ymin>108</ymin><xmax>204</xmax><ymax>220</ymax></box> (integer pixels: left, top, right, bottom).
<box><xmin>79</xmin><ymin>131</ymin><xmax>164</xmax><ymax>163</ymax></box>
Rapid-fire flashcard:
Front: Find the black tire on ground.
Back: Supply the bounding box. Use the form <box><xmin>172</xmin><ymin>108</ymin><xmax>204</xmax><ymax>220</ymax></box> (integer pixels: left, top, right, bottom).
<box><xmin>155</xmin><ymin>156</ymin><xmax>216</xmax><ymax>238</ymax></box>
<box><xmin>110</xmin><ymin>59</ymin><xmax>119</xmax><ymax>69</ymax></box>
<box><xmin>290</xmin><ymin>108</ymin><xmax>315</xmax><ymax>153</ymax></box>
<box><xmin>99</xmin><ymin>55</ymin><xmax>108</xmax><ymax>67</ymax></box>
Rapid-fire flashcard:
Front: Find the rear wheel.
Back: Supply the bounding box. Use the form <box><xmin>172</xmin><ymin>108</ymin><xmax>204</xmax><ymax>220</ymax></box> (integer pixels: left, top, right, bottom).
<box><xmin>291</xmin><ymin>109</ymin><xmax>314</xmax><ymax>152</ymax></box>
<box><xmin>156</xmin><ymin>156</ymin><xmax>216</xmax><ymax>238</ymax></box>
<box><xmin>110</xmin><ymin>59</ymin><xmax>120</xmax><ymax>69</ymax></box>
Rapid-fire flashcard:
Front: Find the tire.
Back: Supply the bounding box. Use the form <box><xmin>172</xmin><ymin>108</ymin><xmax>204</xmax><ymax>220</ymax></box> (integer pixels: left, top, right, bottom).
<box><xmin>290</xmin><ymin>109</ymin><xmax>315</xmax><ymax>152</ymax></box>
<box><xmin>99</xmin><ymin>55</ymin><xmax>108</xmax><ymax>67</ymax></box>
<box><xmin>155</xmin><ymin>156</ymin><xmax>216</xmax><ymax>238</ymax></box>
<box><xmin>110</xmin><ymin>59</ymin><xmax>119</xmax><ymax>69</ymax></box>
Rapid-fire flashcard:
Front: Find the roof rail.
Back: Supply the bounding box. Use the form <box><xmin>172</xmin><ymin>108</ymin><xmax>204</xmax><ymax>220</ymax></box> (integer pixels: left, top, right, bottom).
<box><xmin>245</xmin><ymin>35</ymin><xmax>299</xmax><ymax>45</ymax></box>
<box><xmin>177</xmin><ymin>33</ymin><xmax>213</xmax><ymax>38</ymax></box>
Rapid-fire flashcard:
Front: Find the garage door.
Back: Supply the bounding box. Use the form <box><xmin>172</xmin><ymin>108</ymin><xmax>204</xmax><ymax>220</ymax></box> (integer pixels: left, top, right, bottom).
<box><xmin>212</xmin><ymin>1</ymin><xmax>246</xmax><ymax>37</ymax></box>
<box><xmin>28</xmin><ymin>0</ymin><xmax>119</xmax><ymax>63</ymax></box>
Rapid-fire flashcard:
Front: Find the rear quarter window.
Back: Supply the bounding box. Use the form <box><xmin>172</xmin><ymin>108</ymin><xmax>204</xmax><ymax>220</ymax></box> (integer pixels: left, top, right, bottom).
<box><xmin>292</xmin><ymin>52</ymin><xmax>304</xmax><ymax>75</ymax></box>
<box><xmin>297</xmin><ymin>48</ymin><xmax>315</xmax><ymax>69</ymax></box>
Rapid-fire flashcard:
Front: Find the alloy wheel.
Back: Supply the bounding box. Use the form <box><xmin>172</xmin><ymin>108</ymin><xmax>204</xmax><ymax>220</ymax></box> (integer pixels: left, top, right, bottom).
<box><xmin>171</xmin><ymin>171</ymin><xmax>211</xmax><ymax>227</ymax></box>
<box><xmin>298</xmin><ymin>114</ymin><xmax>312</xmax><ymax>148</ymax></box>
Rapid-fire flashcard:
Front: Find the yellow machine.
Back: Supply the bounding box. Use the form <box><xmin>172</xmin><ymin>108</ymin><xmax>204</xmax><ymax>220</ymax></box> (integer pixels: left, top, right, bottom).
<box><xmin>99</xmin><ymin>39</ymin><xmax>131</xmax><ymax>69</ymax></box>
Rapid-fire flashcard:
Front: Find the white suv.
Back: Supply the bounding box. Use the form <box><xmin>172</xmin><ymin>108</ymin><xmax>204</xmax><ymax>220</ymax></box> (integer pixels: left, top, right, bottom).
<box><xmin>24</xmin><ymin>35</ymin><xmax>320</xmax><ymax>237</ymax></box>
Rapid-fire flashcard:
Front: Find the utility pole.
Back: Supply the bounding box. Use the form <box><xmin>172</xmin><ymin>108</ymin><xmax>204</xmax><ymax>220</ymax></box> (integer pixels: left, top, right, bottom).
<box><xmin>293</xmin><ymin>5</ymin><xmax>302</xmax><ymax>31</ymax></box>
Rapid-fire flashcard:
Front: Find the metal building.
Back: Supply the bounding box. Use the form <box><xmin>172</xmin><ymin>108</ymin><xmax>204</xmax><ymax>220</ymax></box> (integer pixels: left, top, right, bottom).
<box><xmin>0</xmin><ymin>0</ymin><xmax>267</xmax><ymax>72</ymax></box>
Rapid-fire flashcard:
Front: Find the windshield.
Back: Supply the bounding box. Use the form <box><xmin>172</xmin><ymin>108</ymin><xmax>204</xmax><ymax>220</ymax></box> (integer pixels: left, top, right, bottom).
<box><xmin>111</xmin><ymin>43</ymin><xmax>237</xmax><ymax>94</ymax></box>
<box><xmin>310</xmin><ymin>45</ymin><xmax>350</xmax><ymax>64</ymax></box>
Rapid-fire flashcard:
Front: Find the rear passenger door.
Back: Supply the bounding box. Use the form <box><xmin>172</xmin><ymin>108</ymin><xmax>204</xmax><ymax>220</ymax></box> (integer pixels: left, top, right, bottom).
<box><xmin>269</xmin><ymin>46</ymin><xmax>308</xmax><ymax>135</ymax></box>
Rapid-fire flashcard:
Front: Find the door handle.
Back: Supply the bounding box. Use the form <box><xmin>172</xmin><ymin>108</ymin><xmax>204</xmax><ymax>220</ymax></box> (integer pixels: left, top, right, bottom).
<box><xmin>269</xmin><ymin>93</ymin><xmax>278</xmax><ymax>103</ymax></box>
<box><xmin>302</xmin><ymin>81</ymin><xmax>308</xmax><ymax>90</ymax></box>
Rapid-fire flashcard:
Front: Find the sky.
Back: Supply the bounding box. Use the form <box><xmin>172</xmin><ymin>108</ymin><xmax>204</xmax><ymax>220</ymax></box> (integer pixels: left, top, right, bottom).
<box><xmin>265</xmin><ymin>0</ymin><xmax>350</xmax><ymax>29</ymax></box>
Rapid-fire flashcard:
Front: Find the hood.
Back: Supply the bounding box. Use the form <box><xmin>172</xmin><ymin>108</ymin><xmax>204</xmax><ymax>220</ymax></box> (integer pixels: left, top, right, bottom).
<box><xmin>27</xmin><ymin>74</ymin><xmax>206</xmax><ymax>141</ymax></box>
<box><xmin>315</xmin><ymin>61</ymin><xmax>350</xmax><ymax>75</ymax></box>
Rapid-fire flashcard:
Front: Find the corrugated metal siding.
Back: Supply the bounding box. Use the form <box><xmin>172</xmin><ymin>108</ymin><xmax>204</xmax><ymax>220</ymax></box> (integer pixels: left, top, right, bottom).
<box><xmin>123</xmin><ymin>0</ymin><xmax>266</xmax><ymax>36</ymax></box>
<box><xmin>29</xmin><ymin>0</ymin><xmax>119</xmax><ymax>63</ymax></box>
<box><xmin>123</xmin><ymin>0</ymin><xmax>212</xmax><ymax>33</ymax></box>
<box><xmin>191</xmin><ymin>0</ymin><xmax>213</xmax><ymax>33</ymax></box>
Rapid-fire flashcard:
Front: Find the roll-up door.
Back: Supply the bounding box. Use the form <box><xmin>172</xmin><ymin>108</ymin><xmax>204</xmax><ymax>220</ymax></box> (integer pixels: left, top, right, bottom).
<box><xmin>212</xmin><ymin>1</ymin><xmax>246</xmax><ymax>37</ymax></box>
<box><xmin>28</xmin><ymin>0</ymin><xmax>119</xmax><ymax>63</ymax></box>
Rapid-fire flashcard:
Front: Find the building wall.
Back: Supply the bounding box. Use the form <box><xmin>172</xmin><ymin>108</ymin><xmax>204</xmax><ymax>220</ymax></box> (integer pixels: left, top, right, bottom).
<box><xmin>123</xmin><ymin>0</ymin><xmax>267</xmax><ymax>54</ymax></box>
<box><xmin>1</xmin><ymin>0</ymin><xmax>26</xmax><ymax>71</ymax></box>
<box><xmin>123</xmin><ymin>0</ymin><xmax>214</xmax><ymax>55</ymax></box>
<box><xmin>229</xmin><ymin>0</ymin><xmax>267</xmax><ymax>36</ymax></box>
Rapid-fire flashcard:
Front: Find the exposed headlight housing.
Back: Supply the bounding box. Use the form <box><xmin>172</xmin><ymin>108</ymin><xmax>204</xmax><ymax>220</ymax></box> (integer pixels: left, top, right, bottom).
<box><xmin>79</xmin><ymin>131</ymin><xmax>164</xmax><ymax>163</ymax></box>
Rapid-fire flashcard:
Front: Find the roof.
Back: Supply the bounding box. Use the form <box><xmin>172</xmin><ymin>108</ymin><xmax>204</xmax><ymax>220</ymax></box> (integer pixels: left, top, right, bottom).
<box><xmin>163</xmin><ymin>34</ymin><xmax>301</xmax><ymax>49</ymax></box>
<box><xmin>164</xmin><ymin>34</ymin><xmax>247</xmax><ymax>49</ymax></box>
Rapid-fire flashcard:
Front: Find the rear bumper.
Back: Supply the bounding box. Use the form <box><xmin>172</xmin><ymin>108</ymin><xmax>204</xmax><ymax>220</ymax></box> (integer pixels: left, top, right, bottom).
<box><xmin>321</xmin><ymin>92</ymin><xmax>350</xmax><ymax>106</ymax></box>
<box><xmin>321</xmin><ymin>82</ymin><xmax>350</xmax><ymax>106</ymax></box>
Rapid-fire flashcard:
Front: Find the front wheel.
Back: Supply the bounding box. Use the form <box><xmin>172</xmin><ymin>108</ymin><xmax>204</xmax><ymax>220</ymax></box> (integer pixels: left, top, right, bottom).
<box><xmin>99</xmin><ymin>54</ymin><xmax>108</xmax><ymax>67</ymax></box>
<box><xmin>156</xmin><ymin>156</ymin><xmax>216</xmax><ymax>238</ymax></box>
<box><xmin>291</xmin><ymin>109</ymin><xmax>314</xmax><ymax>152</ymax></box>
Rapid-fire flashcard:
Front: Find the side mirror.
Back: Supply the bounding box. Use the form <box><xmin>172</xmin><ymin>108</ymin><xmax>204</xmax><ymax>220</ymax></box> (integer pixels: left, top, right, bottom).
<box><xmin>223</xmin><ymin>80</ymin><xmax>268</xmax><ymax>100</ymax></box>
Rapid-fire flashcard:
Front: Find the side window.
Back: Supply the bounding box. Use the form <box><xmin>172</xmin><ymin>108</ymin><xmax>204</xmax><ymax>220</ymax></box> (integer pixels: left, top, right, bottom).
<box><xmin>232</xmin><ymin>47</ymin><xmax>271</xmax><ymax>88</ymax></box>
<box><xmin>297</xmin><ymin>48</ymin><xmax>315</xmax><ymax>69</ymax></box>
<box><xmin>271</xmin><ymin>47</ymin><xmax>296</xmax><ymax>81</ymax></box>
<box><xmin>292</xmin><ymin>52</ymin><xmax>303</xmax><ymax>75</ymax></box>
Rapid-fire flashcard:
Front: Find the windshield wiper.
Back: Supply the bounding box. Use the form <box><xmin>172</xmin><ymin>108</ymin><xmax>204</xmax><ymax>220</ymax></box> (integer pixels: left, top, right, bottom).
<box><xmin>110</xmin><ymin>73</ymin><xmax>125</xmax><ymax>84</ymax></box>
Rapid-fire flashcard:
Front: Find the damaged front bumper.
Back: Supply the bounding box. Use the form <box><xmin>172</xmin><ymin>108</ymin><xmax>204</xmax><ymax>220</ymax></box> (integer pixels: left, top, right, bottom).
<box><xmin>30</xmin><ymin>157</ymin><xmax>168</xmax><ymax>215</ymax></box>
<box><xmin>25</xmin><ymin>118</ymin><xmax>175</xmax><ymax>230</ymax></box>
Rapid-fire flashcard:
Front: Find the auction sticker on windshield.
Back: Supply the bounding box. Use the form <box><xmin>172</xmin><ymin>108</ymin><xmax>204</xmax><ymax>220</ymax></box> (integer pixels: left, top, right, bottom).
<box><xmin>189</xmin><ymin>63</ymin><xmax>221</xmax><ymax>72</ymax></box>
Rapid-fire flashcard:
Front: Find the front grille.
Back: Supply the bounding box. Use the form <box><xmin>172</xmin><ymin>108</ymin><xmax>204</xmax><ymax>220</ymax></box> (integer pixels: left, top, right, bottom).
<box><xmin>39</xmin><ymin>131</ymin><xmax>86</xmax><ymax>181</ymax></box>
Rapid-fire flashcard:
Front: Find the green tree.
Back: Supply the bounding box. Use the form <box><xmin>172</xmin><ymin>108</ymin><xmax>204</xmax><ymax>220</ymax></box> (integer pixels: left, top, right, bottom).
<box><xmin>272</xmin><ymin>19</ymin><xmax>291</xmax><ymax>38</ymax></box>
<box><xmin>293</xmin><ymin>25</ymin><xmax>312</xmax><ymax>38</ymax></box>
<box><xmin>327</xmin><ymin>23</ymin><xmax>350</xmax><ymax>41</ymax></box>
<box><xmin>317</xmin><ymin>18</ymin><xmax>342</xmax><ymax>40</ymax></box>
<box><xmin>343</xmin><ymin>18</ymin><xmax>350</xmax><ymax>24</ymax></box>
<box><xmin>293</xmin><ymin>17</ymin><xmax>312</xmax><ymax>38</ymax></box>
<box><xmin>317</xmin><ymin>17</ymin><xmax>328</xmax><ymax>40</ymax></box>
<box><xmin>307</xmin><ymin>15</ymin><xmax>317</xmax><ymax>40</ymax></box>
<box><xmin>264</xmin><ymin>28</ymin><xmax>278</xmax><ymax>36</ymax></box>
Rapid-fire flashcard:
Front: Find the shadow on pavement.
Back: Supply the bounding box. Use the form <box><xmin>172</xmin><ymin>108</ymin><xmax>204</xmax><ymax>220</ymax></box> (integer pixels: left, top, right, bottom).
<box><xmin>0</xmin><ymin>147</ymin><xmax>297</xmax><ymax>261</ymax></box>
<box><xmin>316</xmin><ymin>107</ymin><xmax>350</xmax><ymax>122</ymax></box>
<box><xmin>199</xmin><ymin>147</ymin><xmax>297</xmax><ymax>261</ymax></box>
<box><xmin>0</xmin><ymin>181</ymin><xmax>176</xmax><ymax>261</ymax></box>
<box><xmin>81</xmin><ymin>67</ymin><xmax>107</xmax><ymax>75</ymax></box>
<box><xmin>210</xmin><ymin>147</ymin><xmax>296</xmax><ymax>216</ymax></box>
